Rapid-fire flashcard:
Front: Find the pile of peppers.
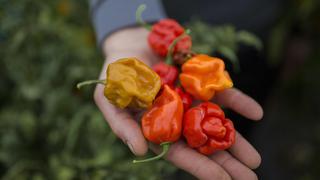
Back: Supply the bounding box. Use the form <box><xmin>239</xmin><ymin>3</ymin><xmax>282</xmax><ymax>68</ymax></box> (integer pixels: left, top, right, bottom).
<box><xmin>77</xmin><ymin>4</ymin><xmax>236</xmax><ymax>164</ymax></box>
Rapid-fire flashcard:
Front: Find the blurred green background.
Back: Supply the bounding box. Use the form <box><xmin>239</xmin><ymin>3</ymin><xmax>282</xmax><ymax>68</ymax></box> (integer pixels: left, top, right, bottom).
<box><xmin>0</xmin><ymin>0</ymin><xmax>319</xmax><ymax>179</ymax></box>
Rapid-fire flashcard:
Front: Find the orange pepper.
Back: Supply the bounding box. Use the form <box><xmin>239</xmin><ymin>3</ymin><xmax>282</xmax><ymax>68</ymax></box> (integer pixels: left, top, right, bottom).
<box><xmin>179</xmin><ymin>54</ymin><xmax>233</xmax><ymax>101</ymax></box>
<box><xmin>133</xmin><ymin>85</ymin><xmax>183</xmax><ymax>163</ymax></box>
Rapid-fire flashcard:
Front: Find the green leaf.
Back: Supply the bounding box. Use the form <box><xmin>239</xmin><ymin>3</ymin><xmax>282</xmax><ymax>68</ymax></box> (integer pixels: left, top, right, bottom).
<box><xmin>236</xmin><ymin>31</ymin><xmax>263</xmax><ymax>50</ymax></box>
<box><xmin>218</xmin><ymin>46</ymin><xmax>240</xmax><ymax>72</ymax></box>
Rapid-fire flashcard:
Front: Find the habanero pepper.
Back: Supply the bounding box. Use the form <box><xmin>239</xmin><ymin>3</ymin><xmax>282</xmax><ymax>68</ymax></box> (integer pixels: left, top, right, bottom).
<box><xmin>77</xmin><ymin>58</ymin><xmax>161</xmax><ymax>109</ymax></box>
<box><xmin>152</xmin><ymin>62</ymin><xmax>178</xmax><ymax>87</ymax></box>
<box><xmin>174</xmin><ymin>87</ymin><xmax>193</xmax><ymax>110</ymax></box>
<box><xmin>133</xmin><ymin>85</ymin><xmax>183</xmax><ymax>163</ymax></box>
<box><xmin>183</xmin><ymin>102</ymin><xmax>235</xmax><ymax>155</ymax></box>
<box><xmin>180</xmin><ymin>54</ymin><xmax>233</xmax><ymax>101</ymax></box>
<box><xmin>152</xmin><ymin>27</ymin><xmax>190</xmax><ymax>88</ymax></box>
<box><xmin>148</xmin><ymin>18</ymin><xmax>192</xmax><ymax>57</ymax></box>
<box><xmin>135</xmin><ymin>5</ymin><xmax>192</xmax><ymax>58</ymax></box>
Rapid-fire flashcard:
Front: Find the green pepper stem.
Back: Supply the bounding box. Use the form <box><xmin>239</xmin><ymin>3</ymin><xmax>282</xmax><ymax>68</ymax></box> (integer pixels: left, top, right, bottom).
<box><xmin>132</xmin><ymin>142</ymin><xmax>171</xmax><ymax>164</ymax></box>
<box><xmin>165</xmin><ymin>29</ymin><xmax>191</xmax><ymax>65</ymax></box>
<box><xmin>76</xmin><ymin>79</ymin><xmax>105</xmax><ymax>89</ymax></box>
<box><xmin>136</xmin><ymin>4</ymin><xmax>151</xmax><ymax>30</ymax></box>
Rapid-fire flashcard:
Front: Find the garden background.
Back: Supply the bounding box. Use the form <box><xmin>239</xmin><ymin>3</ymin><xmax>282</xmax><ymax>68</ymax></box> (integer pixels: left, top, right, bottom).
<box><xmin>0</xmin><ymin>0</ymin><xmax>319</xmax><ymax>179</ymax></box>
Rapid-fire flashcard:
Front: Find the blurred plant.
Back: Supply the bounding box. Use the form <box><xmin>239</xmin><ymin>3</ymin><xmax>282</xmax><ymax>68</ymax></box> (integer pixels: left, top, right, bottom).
<box><xmin>267</xmin><ymin>0</ymin><xmax>320</xmax><ymax>66</ymax></box>
<box><xmin>186</xmin><ymin>19</ymin><xmax>263</xmax><ymax>72</ymax></box>
<box><xmin>259</xmin><ymin>47</ymin><xmax>320</xmax><ymax>180</ymax></box>
<box><xmin>256</xmin><ymin>1</ymin><xmax>320</xmax><ymax>179</ymax></box>
<box><xmin>4</xmin><ymin>0</ymin><xmax>317</xmax><ymax>179</ymax></box>
<box><xmin>0</xmin><ymin>0</ymin><xmax>176</xmax><ymax>179</ymax></box>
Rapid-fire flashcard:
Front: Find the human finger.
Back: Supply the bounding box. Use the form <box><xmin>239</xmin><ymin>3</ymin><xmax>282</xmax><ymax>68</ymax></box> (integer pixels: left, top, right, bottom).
<box><xmin>214</xmin><ymin>88</ymin><xmax>263</xmax><ymax>120</ymax></box>
<box><xmin>150</xmin><ymin>141</ymin><xmax>231</xmax><ymax>180</ymax></box>
<box><xmin>211</xmin><ymin>151</ymin><xmax>258</xmax><ymax>180</ymax></box>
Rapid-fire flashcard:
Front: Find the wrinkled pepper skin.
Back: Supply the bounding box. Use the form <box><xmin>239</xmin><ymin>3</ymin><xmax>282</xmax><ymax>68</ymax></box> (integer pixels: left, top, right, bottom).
<box><xmin>174</xmin><ymin>87</ymin><xmax>193</xmax><ymax>110</ymax></box>
<box><xmin>153</xmin><ymin>62</ymin><xmax>179</xmax><ymax>87</ymax></box>
<box><xmin>148</xmin><ymin>19</ymin><xmax>192</xmax><ymax>57</ymax></box>
<box><xmin>104</xmin><ymin>58</ymin><xmax>161</xmax><ymax>109</ymax></box>
<box><xmin>180</xmin><ymin>54</ymin><xmax>233</xmax><ymax>101</ymax></box>
<box><xmin>142</xmin><ymin>85</ymin><xmax>183</xmax><ymax>144</ymax></box>
<box><xmin>183</xmin><ymin>102</ymin><xmax>235</xmax><ymax>155</ymax></box>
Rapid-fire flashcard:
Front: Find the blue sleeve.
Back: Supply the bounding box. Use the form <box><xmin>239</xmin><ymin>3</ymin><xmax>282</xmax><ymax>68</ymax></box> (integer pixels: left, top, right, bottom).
<box><xmin>90</xmin><ymin>0</ymin><xmax>167</xmax><ymax>48</ymax></box>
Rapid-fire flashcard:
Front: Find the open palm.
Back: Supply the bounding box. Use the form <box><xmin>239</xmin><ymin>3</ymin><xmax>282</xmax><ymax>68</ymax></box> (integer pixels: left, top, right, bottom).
<box><xmin>94</xmin><ymin>27</ymin><xmax>262</xmax><ymax>180</ymax></box>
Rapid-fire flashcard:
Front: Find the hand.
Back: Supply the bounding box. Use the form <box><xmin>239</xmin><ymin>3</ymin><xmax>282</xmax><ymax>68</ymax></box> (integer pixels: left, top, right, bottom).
<box><xmin>94</xmin><ymin>27</ymin><xmax>263</xmax><ymax>180</ymax></box>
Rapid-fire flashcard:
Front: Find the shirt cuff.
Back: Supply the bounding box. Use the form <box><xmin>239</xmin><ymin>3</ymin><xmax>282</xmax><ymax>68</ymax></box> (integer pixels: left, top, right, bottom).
<box><xmin>90</xmin><ymin>0</ymin><xmax>167</xmax><ymax>48</ymax></box>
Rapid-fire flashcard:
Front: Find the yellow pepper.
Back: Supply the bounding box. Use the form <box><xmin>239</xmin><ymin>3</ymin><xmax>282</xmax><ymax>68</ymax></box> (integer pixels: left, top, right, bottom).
<box><xmin>77</xmin><ymin>58</ymin><xmax>161</xmax><ymax>109</ymax></box>
<box><xmin>105</xmin><ymin>58</ymin><xmax>161</xmax><ymax>108</ymax></box>
<box><xmin>179</xmin><ymin>54</ymin><xmax>233</xmax><ymax>101</ymax></box>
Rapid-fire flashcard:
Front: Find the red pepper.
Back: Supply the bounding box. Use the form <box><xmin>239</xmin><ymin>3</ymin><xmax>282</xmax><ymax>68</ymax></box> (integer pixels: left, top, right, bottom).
<box><xmin>183</xmin><ymin>102</ymin><xmax>235</xmax><ymax>155</ymax></box>
<box><xmin>174</xmin><ymin>87</ymin><xmax>193</xmax><ymax>110</ymax></box>
<box><xmin>152</xmin><ymin>62</ymin><xmax>179</xmax><ymax>87</ymax></box>
<box><xmin>133</xmin><ymin>85</ymin><xmax>183</xmax><ymax>163</ymax></box>
<box><xmin>148</xmin><ymin>19</ymin><xmax>192</xmax><ymax>57</ymax></box>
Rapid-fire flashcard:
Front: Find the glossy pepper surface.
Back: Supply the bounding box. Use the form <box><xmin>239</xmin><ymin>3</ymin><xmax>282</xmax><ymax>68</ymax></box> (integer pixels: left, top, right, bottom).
<box><xmin>174</xmin><ymin>87</ymin><xmax>193</xmax><ymax>110</ymax></box>
<box><xmin>104</xmin><ymin>58</ymin><xmax>161</xmax><ymax>109</ymax></box>
<box><xmin>148</xmin><ymin>18</ymin><xmax>192</xmax><ymax>57</ymax></box>
<box><xmin>142</xmin><ymin>85</ymin><xmax>183</xmax><ymax>144</ymax></box>
<box><xmin>180</xmin><ymin>54</ymin><xmax>233</xmax><ymax>101</ymax></box>
<box><xmin>153</xmin><ymin>62</ymin><xmax>178</xmax><ymax>87</ymax></box>
<box><xmin>133</xmin><ymin>85</ymin><xmax>183</xmax><ymax>163</ymax></box>
<box><xmin>183</xmin><ymin>102</ymin><xmax>235</xmax><ymax>155</ymax></box>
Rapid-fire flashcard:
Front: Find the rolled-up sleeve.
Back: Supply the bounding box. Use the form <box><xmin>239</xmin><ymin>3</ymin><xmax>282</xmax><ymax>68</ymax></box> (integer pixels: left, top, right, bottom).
<box><xmin>90</xmin><ymin>0</ymin><xmax>167</xmax><ymax>48</ymax></box>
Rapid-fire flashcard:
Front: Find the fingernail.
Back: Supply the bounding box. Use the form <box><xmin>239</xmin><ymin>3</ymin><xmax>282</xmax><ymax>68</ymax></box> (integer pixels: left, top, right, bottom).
<box><xmin>126</xmin><ymin>141</ymin><xmax>136</xmax><ymax>155</ymax></box>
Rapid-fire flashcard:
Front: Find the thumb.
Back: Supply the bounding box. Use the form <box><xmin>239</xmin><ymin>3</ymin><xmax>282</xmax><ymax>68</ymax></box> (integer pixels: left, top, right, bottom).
<box><xmin>94</xmin><ymin>85</ymin><xmax>148</xmax><ymax>156</ymax></box>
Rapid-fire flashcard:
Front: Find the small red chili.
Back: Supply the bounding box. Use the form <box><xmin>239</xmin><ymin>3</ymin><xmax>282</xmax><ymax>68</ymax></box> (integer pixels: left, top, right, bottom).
<box><xmin>174</xmin><ymin>87</ymin><xmax>193</xmax><ymax>110</ymax></box>
<box><xmin>152</xmin><ymin>62</ymin><xmax>179</xmax><ymax>87</ymax></box>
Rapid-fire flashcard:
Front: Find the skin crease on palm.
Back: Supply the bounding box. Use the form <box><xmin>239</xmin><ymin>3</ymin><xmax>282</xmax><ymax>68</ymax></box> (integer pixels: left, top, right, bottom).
<box><xmin>94</xmin><ymin>27</ymin><xmax>263</xmax><ymax>180</ymax></box>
